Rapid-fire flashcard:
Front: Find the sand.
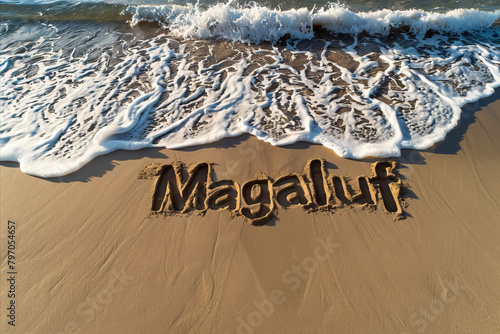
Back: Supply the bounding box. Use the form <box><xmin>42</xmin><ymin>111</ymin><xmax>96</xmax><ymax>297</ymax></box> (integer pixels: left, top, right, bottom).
<box><xmin>1</xmin><ymin>90</ymin><xmax>500</xmax><ymax>333</ymax></box>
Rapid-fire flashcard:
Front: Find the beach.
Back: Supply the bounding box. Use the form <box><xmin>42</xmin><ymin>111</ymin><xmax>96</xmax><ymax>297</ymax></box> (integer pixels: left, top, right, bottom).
<box><xmin>2</xmin><ymin>1</ymin><xmax>500</xmax><ymax>332</ymax></box>
<box><xmin>1</xmin><ymin>90</ymin><xmax>499</xmax><ymax>333</ymax></box>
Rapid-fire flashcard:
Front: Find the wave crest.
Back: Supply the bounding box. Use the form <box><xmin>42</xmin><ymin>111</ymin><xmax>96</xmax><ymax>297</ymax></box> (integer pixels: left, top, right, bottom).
<box><xmin>127</xmin><ymin>2</ymin><xmax>500</xmax><ymax>43</ymax></box>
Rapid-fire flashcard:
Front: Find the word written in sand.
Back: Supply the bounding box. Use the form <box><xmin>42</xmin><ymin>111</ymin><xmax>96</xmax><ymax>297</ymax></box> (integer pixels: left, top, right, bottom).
<box><xmin>148</xmin><ymin>159</ymin><xmax>404</xmax><ymax>225</ymax></box>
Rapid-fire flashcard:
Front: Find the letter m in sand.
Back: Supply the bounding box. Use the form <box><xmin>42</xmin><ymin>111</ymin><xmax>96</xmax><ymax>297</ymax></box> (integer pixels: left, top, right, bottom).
<box><xmin>151</xmin><ymin>163</ymin><xmax>209</xmax><ymax>213</ymax></box>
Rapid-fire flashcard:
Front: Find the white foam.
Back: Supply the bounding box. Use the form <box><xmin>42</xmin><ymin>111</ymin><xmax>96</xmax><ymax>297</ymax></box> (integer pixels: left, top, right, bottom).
<box><xmin>128</xmin><ymin>3</ymin><xmax>500</xmax><ymax>43</ymax></box>
<box><xmin>128</xmin><ymin>2</ymin><xmax>315</xmax><ymax>44</ymax></box>
<box><xmin>1</xmin><ymin>9</ymin><xmax>500</xmax><ymax>177</ymax></box>
<box><xmin>314</xmin><ymin>7</ymin><xmax>500</xmax><ymax>35</ymax></box>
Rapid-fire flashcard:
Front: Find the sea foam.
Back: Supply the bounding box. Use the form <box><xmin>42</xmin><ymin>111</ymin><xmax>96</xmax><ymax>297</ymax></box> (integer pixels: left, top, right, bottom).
<box><xmin>1</xmin><ymin>4</ymin><xmax>500</xmax><ymax>177</ymax></box>
<box><xmin>128</xmin><ymin>3</ymin><xmax>500</xmax><ymax>43</ymax></box>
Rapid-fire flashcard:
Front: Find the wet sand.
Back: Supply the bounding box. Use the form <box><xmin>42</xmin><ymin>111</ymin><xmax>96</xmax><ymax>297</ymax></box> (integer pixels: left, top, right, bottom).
<box><xmin>1</xmin><ymin>92</ymin><xmax>499</xmax><ymax>333</ymax></box>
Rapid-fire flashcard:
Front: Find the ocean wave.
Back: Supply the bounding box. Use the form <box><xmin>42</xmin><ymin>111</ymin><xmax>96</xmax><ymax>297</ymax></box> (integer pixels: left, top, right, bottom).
<box><xmin>1</xmin><ymin>3</ymin><xmax>500</xmax><ymax>177</ymax></box>
<box><xmin>128</xmin><ymin>2</ymin><xmax>500</xmax><ymax>43</ymax></box>
<box><xmin>2</xmin><ymin>1</ymin><xmax>499</xmax><ymax>42</ymax></box>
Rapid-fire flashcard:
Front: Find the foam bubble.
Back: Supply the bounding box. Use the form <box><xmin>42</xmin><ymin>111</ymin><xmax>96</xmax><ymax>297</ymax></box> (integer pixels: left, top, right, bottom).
<box><xmin>1</xmin><ymin>8</ymin><xmax>500</xmax><ymax>177</ymax></box>
<box><xmin>128</xmin><ymin>3</ymin><xmax>500</xmax><ymax>43</ymax></box>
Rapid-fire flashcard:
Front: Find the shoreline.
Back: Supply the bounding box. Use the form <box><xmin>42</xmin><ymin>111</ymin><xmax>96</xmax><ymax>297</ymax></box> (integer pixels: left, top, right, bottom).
<box><xmin>2</xmin><ymin>86</ymin><xmax>499</xmax><ymax>181</ymax></box>
<box><xmin>1</xmin><ymin>94</ymin><xmax>500</xmax><ymax>333</ymax></box>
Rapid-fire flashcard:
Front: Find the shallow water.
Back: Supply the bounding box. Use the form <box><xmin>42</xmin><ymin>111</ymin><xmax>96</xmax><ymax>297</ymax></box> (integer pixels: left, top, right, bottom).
<box><xmin>1</xmin><ymin>1</ymin><xmax>499</xmax><ymax>176</ymax></box>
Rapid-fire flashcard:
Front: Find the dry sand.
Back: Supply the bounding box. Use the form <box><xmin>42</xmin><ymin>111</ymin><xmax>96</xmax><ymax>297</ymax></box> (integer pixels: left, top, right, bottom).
<box><xmin>1</xmin><ymin>91</ymin><xmax>500</xmax><ymax>333</ymax></box>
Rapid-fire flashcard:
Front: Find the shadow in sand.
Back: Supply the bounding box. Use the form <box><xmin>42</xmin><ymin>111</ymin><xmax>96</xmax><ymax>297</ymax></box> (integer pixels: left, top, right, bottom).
<box><xmin>0</xmin><ymin>162</ymin><xmax>20</xmax><ymax>169</ymax></box>
<box><xmin>0</xmin><ymin>148</ymin><xmax>168</xmax><ymax>184</ymax></box>
<box><xmin>432</xmin><ymin>88</ymin><xmax>500</xmax><ymax>155</ymax></box>
<box><xmin>52</xmin><ymin>148</ymin><xmax>168</xmax><ymax>183</ymax></box>
<box><xmin>176</xmin><ymin>134</ymin><xmax>252</xmax><ymax>151</ymax></box>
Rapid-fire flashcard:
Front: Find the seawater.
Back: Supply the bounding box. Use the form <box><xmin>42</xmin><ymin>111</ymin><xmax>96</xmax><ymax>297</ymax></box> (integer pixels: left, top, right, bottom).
<box><xmin>1</xmin><ymin>0</ymin><xmax>499</xmax><ymax>177</ymax></box>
